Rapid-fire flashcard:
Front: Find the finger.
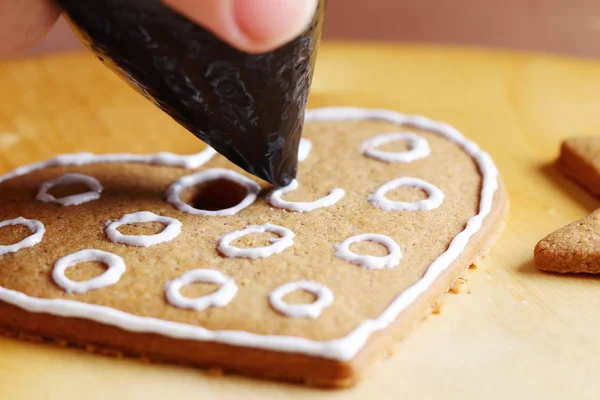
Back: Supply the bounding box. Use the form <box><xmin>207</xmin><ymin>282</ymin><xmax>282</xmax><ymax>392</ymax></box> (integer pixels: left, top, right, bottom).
<box><xmin>162</xmin><ymin>0</ymin><xmax>318</xmax><ymax>53</ymax></box>
<box><xmin>0</xmin><ymin>0</ymin><xmax>60</xmax><ymax>57</ymax></box>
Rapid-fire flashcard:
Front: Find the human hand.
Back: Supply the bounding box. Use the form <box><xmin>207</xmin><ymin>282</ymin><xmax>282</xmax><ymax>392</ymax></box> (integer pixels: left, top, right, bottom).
<box><xmin>0</xmin><ymin>0</ymin><xmax>318</xmax><ymax>57</ymax></box>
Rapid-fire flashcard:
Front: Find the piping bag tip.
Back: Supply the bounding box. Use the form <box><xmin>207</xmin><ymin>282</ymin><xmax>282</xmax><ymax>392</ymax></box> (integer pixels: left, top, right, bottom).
<box><xmin>56</xmin><ymin>0</ymin><xmax>326</xmax><ymax>188</ymax></box>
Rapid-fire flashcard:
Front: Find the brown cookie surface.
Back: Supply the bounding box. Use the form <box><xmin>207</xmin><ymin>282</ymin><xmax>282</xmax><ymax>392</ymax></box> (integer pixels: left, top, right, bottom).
<box><xmin>535</xmin><ymin>209</ymin><xmax>600</xmax><ymax>274</ymax></box>
<box><xmin>0</xmin><ymin>108</ymin><xmax>507</xmax><ymax>387</ymax></box>
<box><xmin>559</xmin><ymin>137</ymin><xmax>600</xmax><ymax>195</ymax></box>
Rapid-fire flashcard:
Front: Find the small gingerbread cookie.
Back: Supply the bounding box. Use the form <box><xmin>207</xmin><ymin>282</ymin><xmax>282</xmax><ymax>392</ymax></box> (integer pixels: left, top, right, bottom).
<box><xmin>0</xmin><ymin>108</ymin><xmax>508</xmax><ymax>387</ymax></box>
<box><xmin>558</xmin><ymin>137</ymin><xmax>600</xmax><ymax>195</ymax></box>
<box><xmin>535</xmin><ymin>209</ymin><xmax>600</xmax><ymax>274</ymax></box>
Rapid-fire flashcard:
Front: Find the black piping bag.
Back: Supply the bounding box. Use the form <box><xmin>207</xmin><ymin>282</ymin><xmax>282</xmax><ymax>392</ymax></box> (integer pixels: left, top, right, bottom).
<box><xmin>55</xmin><ymin>0</ymin><xmax>326</xmax><ymax>187</ymax></box>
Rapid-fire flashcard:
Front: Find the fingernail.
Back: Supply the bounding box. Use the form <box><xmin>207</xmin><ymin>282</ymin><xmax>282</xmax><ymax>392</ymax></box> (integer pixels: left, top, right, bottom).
<box><xmin>232</xmin><ymin>0</ymin><xmax>318</xmax><ymax>51</ymax></box>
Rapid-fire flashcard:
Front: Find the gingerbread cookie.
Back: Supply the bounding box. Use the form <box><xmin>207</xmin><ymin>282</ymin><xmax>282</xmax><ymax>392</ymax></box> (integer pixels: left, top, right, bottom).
<box><xmin>535</xmin><ymin>209</ymin><xmax>600</xmax><ymax>274</ymax></box>
<box><xmin>0</xmin><ymin>108</ymin><xmax>507</xmax><ymax>387</ymax></box>
<box><xmin>558</xmin><ymin>137</ymin><xmax>600</xmax><ymax>195</ymax></box>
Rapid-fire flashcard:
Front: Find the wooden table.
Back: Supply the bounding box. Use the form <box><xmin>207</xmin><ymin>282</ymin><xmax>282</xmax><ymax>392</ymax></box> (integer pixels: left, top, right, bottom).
<box><xmin>0</xmin><ymin>43</ymin><xmax>598</xmax><ymax>399</ymax></box>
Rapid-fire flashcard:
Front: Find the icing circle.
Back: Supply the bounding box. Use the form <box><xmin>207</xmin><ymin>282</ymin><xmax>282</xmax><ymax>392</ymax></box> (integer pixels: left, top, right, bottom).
<box><xmin>0</xmin><ymin>217</ymin><xmax>45</xmax><ymax>256</ymax></box>
<box><xmin>267</xmin><ymin>179</ymin><xmax>345</xmax><ymax>213</ymax></box>
<box><xmin>165</xmin><ymin>168</ymin><xmax>261</xmax><ymax>217</ymax></box>
<box><xmin>52</xmin><ymin>249</ymin><xmax>126</xmax><ymax>294</ymax></box>
<box><xmin>164</xmin><ymin>269</ymin><xmax>238</xmax><ymax>311</ymax></box>
<box><xmin>369</xmin><ymin>177</ymin><xmax>444</xmax><ymax>211</ymax></box>
<box><xmin>37</xmin><ymin>173</ymin><xmax>103</xmax><ymax>206</ymax></box>
<box><xmin>218</xmin><ymin>224</ymin><xmax>295</xmax><ymax>259</ymax></box>
<box><xmin>105</xmin><ymin>211</ymin><xmax>182</xmax><ymax>247</ymax></box>
<box><xmin>359</xmin><ymin>132</ymin><xmax>430</xmax><ymax>163</ymax></box>
<box><xmin>335</xmin><ymin>233</ymin><xmax>402</xmax><ymax>270</ymax></box>
<box><xmin>269</xmin><ymin>280</ymin><xmax>334</xmax><ymax>319</ymax></box>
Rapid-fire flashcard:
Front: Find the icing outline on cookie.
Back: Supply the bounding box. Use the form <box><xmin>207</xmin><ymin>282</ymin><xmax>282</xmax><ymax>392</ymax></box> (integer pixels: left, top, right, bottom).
<box><xmin>359</xmin><ymin>132</ymin><xmax>430</xmax><ymax>163</ymax></box>
<box><xmin>165</xmin><ymin>168</ymin><xmax>261</xmax><ymax>217</ymax></box>
<box><xmin>335</xmin><ymin>234</ymin><xmax>402</xmax><ymax>270</ymax></box>
<box><xmin>37</xmin><ymin>173</ymin><xmax>103</xmax><ymax>206</ymax></box>
<box><xmin>369</xmin><ymin>177</ymin><xmax>444</xmax><ymax>211</ymax></box>
<box><xmin>0</xmin><ymin>107</ymin><xmax>499</xmax><ymax>362</ymax></box>
<box><xmin>105</xmin><ymin>211</ymin><xmax>182</xmax><ymax>247</ymax></box>
<box><xmin>269</xmin><ymin>281</ymin><xmax>334</xmax><ymax>319</ymax></box>
<box><xmin>0</xmin><ymin>217</ymin><xmax>45</xmax><ymax>256</ymax></box>
<box><xmin>298</xmin><ymin>138</ymin><xmax>313</xmax><ymax>162</ymax></box>
<box><xmin>218</xmin><ymin>224</ymin><xmax>295</xmax><ymax>259</ymax></box>
<box><xmin>52</xmin><ymin>249</ymin><xmax>126</xmax><ymax>294</ymax></box>
<box><xmin>165</xmin><ymin>269</ymin><xmax>238</xmax><ymax>311</ymax></box>
<box><xmin>267</xmin><ymin>179</ymin><xmax>345</xmax><ymax>213</ymax></box>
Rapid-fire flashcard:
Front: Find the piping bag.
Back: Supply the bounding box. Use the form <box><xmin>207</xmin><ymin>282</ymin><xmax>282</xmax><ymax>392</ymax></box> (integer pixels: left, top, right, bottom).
<box><xmin>55</xmin><ymin>0</ymin><xmax>326</xmax><ymax>187</ymax></box>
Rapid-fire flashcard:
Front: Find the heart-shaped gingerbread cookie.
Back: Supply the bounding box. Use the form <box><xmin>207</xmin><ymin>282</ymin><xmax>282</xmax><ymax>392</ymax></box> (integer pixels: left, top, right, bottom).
<box><xmin>0</xmin><ymin>108</ymin><xmax>507</xmax><ymax>387</ymax></box>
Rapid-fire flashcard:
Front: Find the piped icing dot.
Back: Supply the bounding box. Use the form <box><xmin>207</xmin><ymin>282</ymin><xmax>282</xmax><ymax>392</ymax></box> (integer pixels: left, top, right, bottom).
<box><xmin>165</xmin><ymin>168</ymin><xmax>260</xmax><ymax>217</ymax></box>
<box><xmin>37</xmin><ymin>173</ymin><xmax>103</xmax><ymax>206</ymax></box>
<box><xmin>105</xmin><ymin>211</ymin><xmax>182</xmax><ymax>247</ymax></box>
<box><xmin>0</xmin><ymin>217</ymin><xmax>45</xmax><ymax>256</ymax></box>
<box><xmin>52</xmin><ymin>249</ymin><xmax>125</xmax><ymax>294</ymax></box>
<box><xmin>267</xmin><ymin>179</ymin><xmax>345</xmax><ymax>213</ymax></box>
<box><xmin>269</xmin><ymin>280</ymin><xmax>334</xmax><ymax>319</ymax></box>
<box><xmin>298</xmin><ymin>138</ymin><xmax>313</xmax><ymax>162</ymax></box>
<box><xmin>217</xmin><ymin>224</ymin><xmax>295</xmax><ymax>259</ymax></box>
<box><xmin>369</xmin><ymin>177</ymin><xmax>444</xmax><ymax>211</ymax></box>
<box><xmin>335</xmin><ymin>233</ymin><xmax>402</xmax><ymax>270</ymax></box>
<box><xmin>359</xmin><ymin>132</ymin><xmax>430</xmax><ymax>163</ymax></box>
<box><xmin>164</xmin><ymin>269</ymin><xmax>238</xmax><ymax>311</ymax></box>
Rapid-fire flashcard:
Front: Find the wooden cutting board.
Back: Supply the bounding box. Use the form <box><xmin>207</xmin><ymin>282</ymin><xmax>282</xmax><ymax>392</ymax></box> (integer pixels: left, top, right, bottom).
<box><xmin>0</xmin><ymin>43</ymin><xmax>598</xmax><ymax>399</ymax></box>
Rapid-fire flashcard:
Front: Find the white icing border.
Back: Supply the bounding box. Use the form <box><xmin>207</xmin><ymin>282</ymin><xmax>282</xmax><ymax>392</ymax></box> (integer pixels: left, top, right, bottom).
<box><xmin>105</xmin><ymin>211</ymin><xmax>182</xmax><ymax>247</ymax></box>
<box><xmin>359</xmin><ymin>132</ymin><xmax>430</xmax><ymax>163</ymax></box>
<box><xmin>52</xmin><ymin>249</ymin><xmax>126</xmax><ymax>294</ymax></box>
<box><xmin>217</xmin><ymin>224</ymin><xmax>295</xmax><ymax>259</ymax></box>
<box><xmin>37</xmin><ymin>173</ymin><xmax>103</xmax><ymax>206</ymax></box>
<box><xmin>165</xmin><ymin>168</ymin><xmax>260</xmax><ymax>217</ymax></box>
<box><xmin>0</xmin><ymin>217</ymin><xmax>45</xmax><ymax>256</ymax></box>
<box><xmin>0</xmin><ymin>107</ymin><xmax>499</xmax><ymax>361</ymax></box>
<box><xmin>269</xmin><ymin>281</ymin><xmax>334</xmax><ymax>319</ymax></box>
<box><xmin>267</xmin><ymin>179</ymin><xmax>345</xmax><ymax>213</ymax></box>
<box><xmin>369</xmin><ymin>177</ymin><xmax>445</xmax><ymax>211</ymax></box>
<box><xmin>335</xmin><ymin>233</ymin><xmax>402</xmax><ymax>270</ymax></box>
<box><xmin>164</xmin><ymin>269</ymin><xmax>238</xmax><ymax>311</ymax></box>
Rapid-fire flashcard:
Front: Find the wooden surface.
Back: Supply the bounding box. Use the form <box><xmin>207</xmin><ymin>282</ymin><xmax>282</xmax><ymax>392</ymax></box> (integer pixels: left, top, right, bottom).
<box><xmin>0</xmin><ymin>43</ymin><xmax>599</xmax><ymax>399</ymax></box>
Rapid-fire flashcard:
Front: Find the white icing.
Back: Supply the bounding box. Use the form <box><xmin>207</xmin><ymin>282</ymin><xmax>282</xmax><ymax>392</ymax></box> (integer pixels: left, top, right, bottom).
<box><xmin>0</xmin><ymin>107</ymin><xmax>499</xmax><ymax>362</ymax></box>
<box><xmin>218</xmin><ymin>224</ymin><xmax>295</xmax><ymax>259</ymax></box>
<box><xmin>267</xmin><ymin>179</ymin><xmax>345</xmax><ymax>213</ymax></box>
<box><xmin>165</xmin><ymin>168</ymin><xmax>260</xmax><ymax>217</ymax></box>
<box><xmin>52</xmin><ymin>249</ymin><xmax>126</xmax><ymax>294</ymax></box>
<box><xmin>335</xmin><ymin>234</ymin><xmax>402</xmax><ymax>270</ymax></box>
<box><xmin>359</xmin><ymin>132</ymin><xmax>430</xmax><ymax>163</ymax></box>
<box><xmin>0</xmin><ymin>146</ymin><xmax>216</xmax><ymax>187</ymax></box>
<box><xmin>0</xmin><ymin>217</ymin><xmax>45</xmax><ymax>256</ymax></box>
<box><xmin>298</xmin><ymin>138</ymin><xmax>313</xmax><ymax>162</ymax></box>
<box><xmin>269</xmin><ymin>281</ymin><xmax>334</xmax><ymax>319</ymax></box>
<box><xmin>164</xmin><ymin>269</ymin><xmax>238</xmax><ymax>311</ymax></box>
<box><xmin>105</xmin><ymin>211</ymin><xmax>182</xmax><ymax>247</ymax></box>
<box><xmin>37</xmin><ymin>173</ymin><xmax>103</xmax><ymax>206</ymax></box>
<box><xmin>369</xmin><ymin>177</ymin><xmax>444</xmax><ymax>211</ymax></box>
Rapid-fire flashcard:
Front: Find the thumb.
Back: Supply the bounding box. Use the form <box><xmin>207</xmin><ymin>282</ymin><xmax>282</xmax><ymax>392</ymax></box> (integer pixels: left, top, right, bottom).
<box><xmin>162</xmin><ymin>0</ymin><xmax>318</xmax><ymax>54</ymax></box>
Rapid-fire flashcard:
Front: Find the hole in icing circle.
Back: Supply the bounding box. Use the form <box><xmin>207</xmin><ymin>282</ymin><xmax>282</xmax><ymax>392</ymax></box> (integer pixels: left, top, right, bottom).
<box><xmin>182</xmin><ymin>178</ymin><xmax>249</xmax><ymax>212</ymax></box>
<box><xmin>37</xmin><ymin>173</ymin><xmax>103</xmax><ymax>206</ymax></box>
<box><xmin>335</xmin><ymin>233</ymin><xmax>402</xmax><ymax>270</ymax></box>
<box><xmin>179</xmin><ymin>281</ymin><xmax>220</xmax><ymax>298</ymax></box>
<box><xmin>164</xmin><ymin>269</ymin><xmax>238</xmax><ymax>311</ymax></box>
<box><xmin>359</xmin><ymin>132</ymin><xmax>430</xmax><ymax>163</ymax></box>
<box><xmin>64</xmin><ymin>261</ymin><xmax>108</xmax><ymax>283</ymax></box>
<box><xmin>0</xmin><ymin>217</ymin><xmax>45</xmax><ymax>256</ymax></box>
<box><xmin>349</xmin><ymin>241</ymin><xmax>390</xmax><ymax>257</ymax></box>
<box><xmin>383</xmin><ymin>185</ymin><xmax>428</xmax><ymax>203</ymax></box>
<box><xmin>369</xmin><ymin>177</ymin><xmax>444</xmax><ymax>211</ymax></box>
<box><xmin>0</xmin><ymin>224</ymin><xmax>31</xmax><ymax>246</ymax></box>
<box><xmin>282</xmin><ymin>289</ymin><xmax>318</xmax><ymax>305</ymax></box>
<box><xmin>231</xmin><ymin>231</ymin><xmax>280</xmax><ymax>249</ymax></box>
<box><xmin>117</xmin><ymin>222</ymin><xmax>167</xmax><ymax>237</ymax></box>
<box><xmin>166</xmin><ymin>168</ymin><xmax>260</xmax><ymax>217</ymax></box>
<box><xmin>105</xmin><ymin>212</ymin><xmax>182</xmax><ymax>248</ymax></box>
<box><xmin>52</xmin><ymin>249</ymin><xmax>125</xmax><ymax>294</ymax></box>
<box><xmin>269</xmin><ymin>281</ymin><xmax>334</xmax><ymax>319</ymax></box>
<box><xmin>217</xmin><ymin>224</ymin><xmax>295</xmax><ymax>259</ymax></box>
